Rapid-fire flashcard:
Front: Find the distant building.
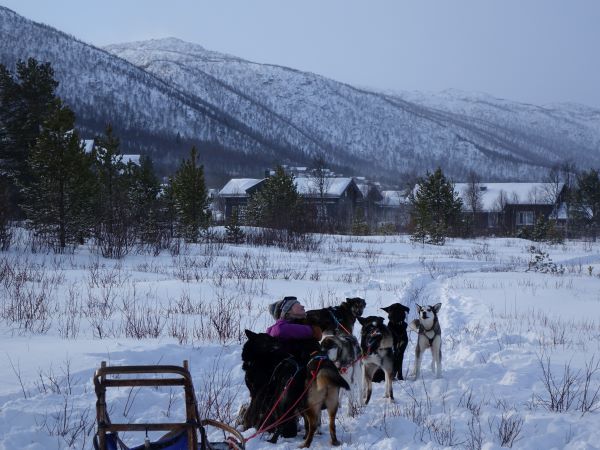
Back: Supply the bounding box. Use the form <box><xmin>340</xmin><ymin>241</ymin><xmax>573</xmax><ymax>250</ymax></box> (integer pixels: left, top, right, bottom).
<box><xmin>376</xmin><ymin>190</ymin><xmax>411</xmax><ymax>229</ymax></box>
<box><xmin>294</xmin><ymin>177</ymin><xmax>363</xmax><ymax>226</ymax></box>
<box><xmin>81</xmin><ymin>139</ymin><xmax>141</xmax><ymax>166</ymax></box>
<box><xmin>218</xmin><ymin>178</ymin><xmax>266</xmax><ymax>222</ymax></box>
<box><xmin>453</xmin><ymin>182</ymin><xmax>567</xmax><ymax>234</ymax></box>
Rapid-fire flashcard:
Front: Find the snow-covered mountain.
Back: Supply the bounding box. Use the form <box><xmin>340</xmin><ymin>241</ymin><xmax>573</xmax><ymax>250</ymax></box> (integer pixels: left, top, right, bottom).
<box><xmin>2</xmin><ymin>6</ymin><xmax>600</xmax><ymax>184</ymax></box>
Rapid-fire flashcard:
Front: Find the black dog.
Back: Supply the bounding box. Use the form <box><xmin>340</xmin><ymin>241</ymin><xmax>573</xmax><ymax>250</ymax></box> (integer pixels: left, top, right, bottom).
<box><xmin>306</xmin><ymin>297</ymin><xmax>367</xmax><ymax>335</ymax></box>
<box><xmin>241</xmin><ymin>330</ymin><xmax>325</xmax><ymax>443</ymax></box>
<box><xmin>241</xmin><ymin>330</ymin><xmax>289</xmax><ymax>398</ymax></box>
<box><xmin>373</xmin><ymin>303</ymin><xmax>410</xmax><ymax>381</ymax></box>
<box><xmin>357</xmin><ymin>316</ymin><xmax>394</xmax><ymax>404</ymax></box>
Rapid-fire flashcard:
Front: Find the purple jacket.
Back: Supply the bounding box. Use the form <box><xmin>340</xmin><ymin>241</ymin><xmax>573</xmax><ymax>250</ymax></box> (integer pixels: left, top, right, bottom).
<box><xmin>266</xmin><ymin>319</ymin><xmax>313</xmax><ymax>340</ymax></box>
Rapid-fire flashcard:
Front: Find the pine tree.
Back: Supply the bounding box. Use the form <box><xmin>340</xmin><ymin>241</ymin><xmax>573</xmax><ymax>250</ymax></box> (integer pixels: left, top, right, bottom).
<box><xmin>92</xmin><ymin>125</ymin><xmax>132</xmax><ymax>257</ymax></box>
<box><xmin>351</xmin><ymin>206</ymin><xmax>369</xmax><ymax>235</ymax></box>
<box><xmin>21</xmin><ymin>102</ymin><xmax>95</xmax><ymax>251</ymax></box>
<box><xmin>0</xmin><ymin>176</ymin><xmax>12</xmax><ymax>250</ymax></box>
<box><xmin>225</xmin><ymin>208</ymin><xmax>245</xmax><ymax>244</ymax></box>
<box><xmin>248</xmin><ymin>166</ymin><xmax>303</xmax><ymax>232</ymax></box>
<box><xmin>410</xmin><ymin>168</ymin><xmax>463</xmax><ymax>245</ymax></box>
<box><xmin>571</xmin><ymin>168</ymin><xmax>600</xmax><ymax>240</ymax></box>
<box><xmin>171</xmin><ymin>146</ymin><xmax>210</xmax><ymax>242</ymax></box>
<box><xmin>0</xmin><ymin>59</ymin><xmax>60</xmax><ymax>216</ymax></box>
<box><xmin>125</xmin><ymin>155</ymin><xmax>161</xmax><ymax>246</ymax></box>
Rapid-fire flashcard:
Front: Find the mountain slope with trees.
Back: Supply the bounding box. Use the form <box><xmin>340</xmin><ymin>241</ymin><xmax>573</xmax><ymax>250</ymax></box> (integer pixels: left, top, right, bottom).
<box><xmin>2</xmin><ymin>6</ymin><xmax>600</xmax><ymax>185</ymax></box>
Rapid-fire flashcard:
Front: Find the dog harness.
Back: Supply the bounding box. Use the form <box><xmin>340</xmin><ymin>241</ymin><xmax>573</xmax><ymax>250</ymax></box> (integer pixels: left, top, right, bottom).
<box><xmin>327</xmin><ymin>308</ymin><xmax>352</xmax><ymax>335</ymax></box>
<box><xmin>417</xmin><ymin>315</ymin><xmax>439</xmax><ymax>346</ymax></box>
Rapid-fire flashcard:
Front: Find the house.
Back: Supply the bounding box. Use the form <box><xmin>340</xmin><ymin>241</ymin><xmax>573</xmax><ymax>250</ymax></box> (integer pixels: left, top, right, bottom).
<box><xmin>453</xmin><ymin>182</ymin><xmax>567</xmax><ymax>234</ymax></box>
<box><xmin>218</xmin><ymin>178</ymin><xmax>266</xmax><ymax>222</ymax></box>
<box><xmin>294</xmin><ymin>177</ymin><xmax>363</xmax><ymax>226</ymax></box>
<box><xmin>81</xmin><ymin>139</ymin><xmax>141</xmax><ymax>166</ymax></box>
<box><xmin>376</xmin><ymin>190</ymin><xmax>411</xmax><ymax>229</ymax></box>
<box><xmin>218</xmin><ymin>175</ymin><xmax>363</xmax><ymax>227</ymax></box>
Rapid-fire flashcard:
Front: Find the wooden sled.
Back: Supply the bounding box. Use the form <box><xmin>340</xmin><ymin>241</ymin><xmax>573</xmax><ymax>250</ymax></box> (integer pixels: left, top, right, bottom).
<box><xmin>93</xmin><ymin>361</ymin><xmax>244</xmax><ymax>450</ymax></box>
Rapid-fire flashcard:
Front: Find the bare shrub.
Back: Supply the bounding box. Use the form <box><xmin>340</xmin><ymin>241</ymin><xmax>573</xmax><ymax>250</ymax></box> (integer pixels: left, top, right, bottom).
<box><xmin>57</xmin><ymin>284</ymin><xmax>82</xmax><ymax>339</ymax></box>
<box><xmin>465</xmin><ymin>410</ymin><xmax>483</xmax><ymax>450</ymax></box>
<box><xmin>208</xmin><ymin>291</ymin><xmax>243</xmax><ymax>344</ymax></box>
<box><xmin>121</xmin><ymin>296</ymin><xmax>165</xmax><ymax>339</ymax></box>
<box><xmin>1</xmin><ymin>273</ymin><xmax>56</xmax><ymax>333</ymax></box>
<box><xmin>535</xmin><ymin>355</ymin><xmax>580</xmax><ymax>412</ymax></box>
<box><xmin>33</xmin><ymin>359</ymin><xmax>96</xmax><ymax>449</ymax></box>
<box><xmin>426</xmin><ymin>413</ymin><xmax>461</xmax><ymax>447</ymax></box>
<box><xmin>172</xmin><ymin>255</ymin><xmax>210</xmax><ymax>282</ymax></box>
<box><xmin>245</xmin><ymin>228</ymin><xmax>321</xmax><ymax>252</ymax></box>
<box><xmin>579</xmin><ymin>356</ymin><xmax>600</xmax><ymax>414</ymax></box>
<box><xmin>196</xmin><ymin>355</ymin><xmax>241</xmax><ymax>425</ymax></box>
<box><xmin>488</xmin><ymin>411</ymin><xmax>523</xmax><ymax>448</ymax></box>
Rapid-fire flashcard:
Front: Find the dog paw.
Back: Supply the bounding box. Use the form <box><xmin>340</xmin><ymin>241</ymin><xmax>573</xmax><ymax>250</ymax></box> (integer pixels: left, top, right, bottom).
<box><xmin>331</xmin><ymin>439</ymin><xmax>341</xmax><ymax>446</ymax></box>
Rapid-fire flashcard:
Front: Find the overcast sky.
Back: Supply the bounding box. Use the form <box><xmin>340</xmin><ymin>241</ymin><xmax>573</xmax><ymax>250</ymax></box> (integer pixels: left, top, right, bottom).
<box><xmin>2</xmin><ymin>0</ymin><xmax>600</xmax><ymax>107</ymax></box>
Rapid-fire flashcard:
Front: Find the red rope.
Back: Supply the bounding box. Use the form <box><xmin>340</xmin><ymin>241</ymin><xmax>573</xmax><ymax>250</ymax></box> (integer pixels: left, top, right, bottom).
<box><xmin>245</xmin><ymin>358</ymin><xmax>323</xmax><ymax>442</ymax></box>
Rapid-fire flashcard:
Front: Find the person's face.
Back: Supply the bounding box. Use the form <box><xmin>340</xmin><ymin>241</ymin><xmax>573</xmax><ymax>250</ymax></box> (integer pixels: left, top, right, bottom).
<box><xmin>290</xmin><ymin>302</ymin><xmax>306</xmax><ymax>317</ymax></box>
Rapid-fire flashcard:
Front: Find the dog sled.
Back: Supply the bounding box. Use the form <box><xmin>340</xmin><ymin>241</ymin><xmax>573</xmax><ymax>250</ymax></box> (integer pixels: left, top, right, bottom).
<box><xmin>93</xmin><ymin>361</ymin><xmax>245</xmax><ymax>450</ymax></box>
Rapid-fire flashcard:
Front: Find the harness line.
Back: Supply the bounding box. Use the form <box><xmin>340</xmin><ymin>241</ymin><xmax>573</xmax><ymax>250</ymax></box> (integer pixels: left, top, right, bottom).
<box><xmin>245</xmin><ymin>357</ymin><xmax>324</xmax><ymax>442</ymax></box>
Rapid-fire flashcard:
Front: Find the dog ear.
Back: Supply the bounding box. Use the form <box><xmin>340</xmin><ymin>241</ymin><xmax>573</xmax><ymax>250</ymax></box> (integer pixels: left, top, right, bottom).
<box><xmin>402</xmin><ymin>304</ymin><xmax>410</xmax><ymax>313</ymax></box>
<box><xmin>245</xmin><ymin>329</ymin><xmax>256</xmax><ymax>339</ymax></box>
<box><xmin>381</xmin><ymin>306</ymin><xmax>390</xmax><ymax>313</ymax></box>
<box><xmin>432</xmin><ymin>303</ymin><xmax>442</xmax><ymax>314</ymax></box>
<box><xmin>357</xmin><ymin>316</ymin><xmax>368</xmax><ymax>326</ymax></box>
<box><xmin>416</xmin><ymin>304</ymin><xmax>423</xmax><ymax>312</ymax></box>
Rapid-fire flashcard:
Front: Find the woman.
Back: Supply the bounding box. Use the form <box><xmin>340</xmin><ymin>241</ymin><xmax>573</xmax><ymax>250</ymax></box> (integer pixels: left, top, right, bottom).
<box><xmin>267</xmin><ymin>296</ymin><xmax>322</xmax><ymax>341</ymax></box>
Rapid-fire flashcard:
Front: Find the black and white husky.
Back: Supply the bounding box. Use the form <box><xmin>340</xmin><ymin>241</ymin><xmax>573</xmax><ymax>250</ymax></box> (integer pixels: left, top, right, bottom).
<box><xmin>409</xmin><ymin>303</ymin><xmax>442</xmax><ymax>379</ymax></box>
<box><xmin>357</xmin><ymin>316</ymin><xmax>394</xmax><ymax>404</ymax></box>
<box><xmin>320</xmin><ymin>333</ymin><xmax>364</xmax><ymax>414</ymax></box>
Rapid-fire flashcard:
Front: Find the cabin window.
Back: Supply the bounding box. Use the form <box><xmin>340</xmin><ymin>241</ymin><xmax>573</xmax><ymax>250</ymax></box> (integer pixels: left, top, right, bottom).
<box><xmin>516</xmin><ymin>211</ymin><xmax>534</xmax><ymax>226</ymax></box>
<box><xmin>488</xmin><ymin>212</ymin><xmax>499</xmax><ymax>228</ymax></box>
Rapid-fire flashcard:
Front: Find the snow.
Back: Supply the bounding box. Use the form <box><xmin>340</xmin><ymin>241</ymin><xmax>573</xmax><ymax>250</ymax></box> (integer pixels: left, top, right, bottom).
<box><xmin>379</xmin><ymin>190</ymin><xmax>409</xmax><ymax>207</ymax></box>
<box><xmin>1</xmin><ymin>231</ymin><xmax>600</xmax><ymax>449</ymax></box>
<box><xmin>219</xmin><ymin>178</ymin><xmax>264</xmax><ymax>196</ymax></box>
<box><xmin>454</xmin><ymin>183</ymin><xmax>564</xmax><ymax>211</ymax></box>
<box><xmin>294</xmin><ymin>177</ymin><xmax>354</xmax><ymax>197</ymax></box>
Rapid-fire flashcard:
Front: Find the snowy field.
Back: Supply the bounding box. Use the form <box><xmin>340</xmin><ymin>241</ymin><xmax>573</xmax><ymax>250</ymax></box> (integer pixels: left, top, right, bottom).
<box><xmin>1</xmin><ymin>230</ymin><xmax>600</xmax><ymax>450</ymax></box>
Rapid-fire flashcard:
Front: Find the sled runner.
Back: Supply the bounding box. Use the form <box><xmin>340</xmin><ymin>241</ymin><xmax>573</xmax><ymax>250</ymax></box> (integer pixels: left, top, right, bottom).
<box><xmin>93</xmin><ymin>361</ymin><xmax>244</xmax><ymax>450</ymax></box>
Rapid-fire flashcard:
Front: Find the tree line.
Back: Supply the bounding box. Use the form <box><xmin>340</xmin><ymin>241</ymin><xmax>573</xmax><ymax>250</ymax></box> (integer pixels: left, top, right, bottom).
<box><xmin>410</xmin><ymin>166</ymin><xmax>600</xmax><ymax>244</ymax></box>
<box><xmin>2</xmin><ymin>58</ymin><xmax>599</xmax><ymax>253</ymax></box>
<box><xmin>0</xmin><ymin>58</ymin><xmax>210</xmax><ymax>255</ymax></box>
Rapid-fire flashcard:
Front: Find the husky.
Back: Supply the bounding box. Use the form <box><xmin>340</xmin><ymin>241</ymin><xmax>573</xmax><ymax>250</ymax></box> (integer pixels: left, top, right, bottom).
<box><xmin>320</xmin><ymin>333</ymin><xmax>364</xmax><ymax>414</ymax></box>
<box><xmin>241</xmin><ymin>330</ymin><xmax>349</xmax><ymax>447</ymax></box>
<box><xmin>357</xmin><ymin>316</ymin><xmax>394</xmax><ymax>404</ymax></box>
<box><xmin>300</xmin><ymin>356</ymin><xmax>350</xmax><ymax>448</ymax></box>
<box><xmin>409</xmin><ymin>303</ymin><xmax>442</xmax><ymax>379</ymax></box>
<box><xmin>306</xmin><ymin>297</ymin><xmax>367</xmax><ymax>335</ymax></box>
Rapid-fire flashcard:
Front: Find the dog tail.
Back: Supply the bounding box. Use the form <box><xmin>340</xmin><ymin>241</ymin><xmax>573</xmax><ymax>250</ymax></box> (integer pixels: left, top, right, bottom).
<box><xmin>314</xmin><ymin>360</ymin><xmax>350</xmax><ymax>391</ymax></box>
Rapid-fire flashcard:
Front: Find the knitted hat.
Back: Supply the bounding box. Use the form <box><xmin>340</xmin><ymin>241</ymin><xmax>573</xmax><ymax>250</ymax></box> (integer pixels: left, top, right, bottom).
<box><xmin>268</xmin><ymin>296</ymin><xmax>299</xmax><ymax>320</ymax></box>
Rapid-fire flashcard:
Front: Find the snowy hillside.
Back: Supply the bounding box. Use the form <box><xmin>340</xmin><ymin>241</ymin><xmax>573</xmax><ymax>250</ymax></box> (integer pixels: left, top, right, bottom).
<box><xmin>106</xmin><ymin>38</ymin><xmax>600</xmax><ymax>181</ymax></box>
<box><xmin>1</xmin><ymin>231</ymin><xmax>600</xmax><ymax>449</ymax></box>
<box><xmin>2</xmin><ymin>5</ymin><xmax>600</xmax><ymax>183</ymax></box>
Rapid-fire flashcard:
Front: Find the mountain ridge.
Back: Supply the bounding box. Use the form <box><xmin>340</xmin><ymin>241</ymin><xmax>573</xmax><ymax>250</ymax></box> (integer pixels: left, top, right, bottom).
<box><xmin>2</xmin><ymin>7</ymin><xmax>599</xmax><ymax>185</ymax></box>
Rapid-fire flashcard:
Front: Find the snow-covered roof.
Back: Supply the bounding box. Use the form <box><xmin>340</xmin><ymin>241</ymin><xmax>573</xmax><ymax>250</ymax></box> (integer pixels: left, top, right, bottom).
<box><xmin>294</xmin><ymin>177</ymin><xmax>355</xmax><ymax>197</ymax></box>
<box><xmin>81</xmin><ymin>139</ymin><xmax>140</xmax><ymax>166</ymax></box>
<box><xmin>219</xmin><ymin>178</ymin><xmax>264</xmax><ymax>196</ymax></box>
<box><xmin>378</xmin><ymin>190</ymin><xmax>409</xmax><ymax>207</ymax></box>
<box><xmin>122</xmin><ymin>154</ymin><xmax>140</xmax><ymax>166</ymax></box>
<box><xmin>83</xmin><ymin>139</ymin><xmax>94</xmax><ymax>154</ymax></box>
<box><xmin>453</xmin><ymin>183</ymin><xmax>564</xmax><ymax>211</ymax></box>
<box><xmin>355</xmin><ymin>183</ymin><xmax>370</xmax><ymax>197</ymax></box>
